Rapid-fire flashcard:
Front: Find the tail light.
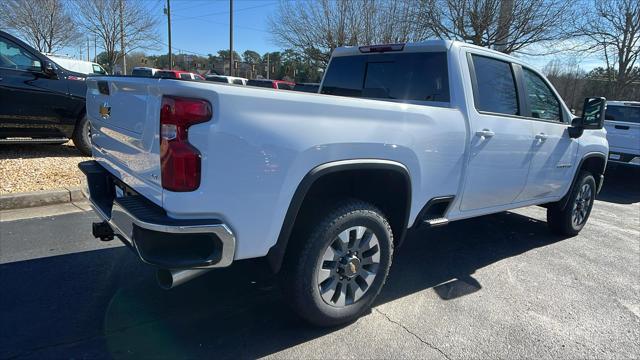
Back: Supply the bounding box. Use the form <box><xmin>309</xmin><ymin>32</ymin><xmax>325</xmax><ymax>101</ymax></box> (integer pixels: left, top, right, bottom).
<box><xmin>160</xmin><ymin>96</ymin><xmax>212</xmax><ymax>192</ymax></box>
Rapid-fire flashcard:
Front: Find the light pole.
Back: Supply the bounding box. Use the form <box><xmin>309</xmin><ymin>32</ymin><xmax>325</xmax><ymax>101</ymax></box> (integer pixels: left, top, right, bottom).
<box><xmin>229</xmin><ymin>0</ymin><xmax>233</xmax><ymax>76</ymax></box>
<box><xmin>165</xmin><ymin>0</ymin><xmax>173</xmax><ymax>69</ymax></box>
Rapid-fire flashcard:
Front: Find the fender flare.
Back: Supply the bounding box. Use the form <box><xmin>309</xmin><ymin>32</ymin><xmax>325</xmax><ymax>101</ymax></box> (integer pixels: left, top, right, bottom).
<box><xmin>558</xmin><ymin>152</ymin><xmax>607</xmax><ymax>210</ymax></box>
<box><xmin>266</xmin><ymin>159</ymin><xmax>412</xmax><ymax>273</ymax></box>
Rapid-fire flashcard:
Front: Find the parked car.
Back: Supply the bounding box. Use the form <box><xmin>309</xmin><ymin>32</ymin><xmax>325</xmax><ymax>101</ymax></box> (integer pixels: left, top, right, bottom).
<box><xmin>205</xmin><ymin>75</ymin><xmax>247</xmax><ymax>85</ymax></box>
<box><xmin>604</xmin><ymin>101</ymin><xmax>640</xmax><ymax>167</ymax></box>
<box><xmin>293</xmin><ymin>82</ymin><xmax>320</xmax><ymax>93</ymax></box>
<box><xmin>46</xmin><ymin>54</ymin><xmax>107</xmax><ymax>76</ymax></box>
<box><xmin>154</xmin><ymin>70</ymin><xmax>205</xmax><ymax>80</ymax></box>
<box><xmin>131</xmin><ymin>66</ymin><xmax>161</xmax><ymax>77</ymax></box>
<box><xmin>80</xmin><ymin>40</ymin><xmax>608</xmax><ymax>326</ymax></box>
<box><xmin>0</xmin><ymin>30</ymin><xmax>91</xmax><ymax>155</ymax></box>
<box><xmin>246</xmin><ymin>78</ymin><xmax>295</xmax><ymax>90</ymax></box>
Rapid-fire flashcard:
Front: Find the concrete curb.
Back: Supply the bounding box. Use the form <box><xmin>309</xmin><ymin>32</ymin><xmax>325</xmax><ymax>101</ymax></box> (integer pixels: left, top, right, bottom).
<box><xmin>0</xmin><ymin>187</ymin><xmax>86</xmax><ymax>211</ymax></box>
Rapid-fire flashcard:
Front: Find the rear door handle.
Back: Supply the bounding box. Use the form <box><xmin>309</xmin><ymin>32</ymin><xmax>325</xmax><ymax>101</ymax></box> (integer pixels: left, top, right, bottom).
<box><xmin>615</xmin><ymin>125</ymin><xmax>630</xmax><ymax>130</ymax></box>
<box><xmin>475</xmin><ymin>129</ymin><xmax>495</xmax><ymax>138</ymax></box>
<box><xmin>535</xmin><ymin>133</ymin><xmax>548</xmax><ymax>141</ymax></box>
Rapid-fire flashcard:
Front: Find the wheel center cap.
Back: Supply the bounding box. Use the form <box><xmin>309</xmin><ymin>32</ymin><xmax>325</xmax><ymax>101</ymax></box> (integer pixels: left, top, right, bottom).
<box><xmin>341</xmin><ymin>256</ymin><xmax>360</xmax><ymax>278</ymax></box>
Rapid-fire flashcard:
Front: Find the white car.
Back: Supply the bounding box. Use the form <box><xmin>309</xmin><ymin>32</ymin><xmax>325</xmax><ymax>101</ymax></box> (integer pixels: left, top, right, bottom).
<box><xmin>80</xmin><ymin>40</ymin><xmax>608</xmax><ymax>326</ymax></box>
<box><xmin>47</xmin><ymin>54</ymin><xmax>107</xmax><ymax>75</ymax></box>
<box><xmin>205</xmin><ymin>74</ymin><xmax>248</xmax><ymax>85</ymax></box>
<box><xmin>604</xmin><ymin>101</ymin><xmax>640</xmax><ymax>166</ymax></box>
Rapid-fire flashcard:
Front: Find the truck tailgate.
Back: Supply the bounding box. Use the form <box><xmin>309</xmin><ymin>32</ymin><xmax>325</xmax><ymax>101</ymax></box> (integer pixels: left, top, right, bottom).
<box><xmin>86</xmin><ymin>77</ymin><xmax>163</xmax><ymax>205</ymax></box>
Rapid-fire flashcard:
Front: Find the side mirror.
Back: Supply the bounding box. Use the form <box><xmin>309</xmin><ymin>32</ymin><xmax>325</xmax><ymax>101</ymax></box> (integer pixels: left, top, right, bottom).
<box><xmin>568</xmin><ymin>97</ymin><xmax>606</xmax><ymax>138</ymax></box>
<box><xmin>580</xmin><ymin>97</ymin><xmax>606</xmax><ymax>129</ymax></box>
<box><xmin>42</xmin><ymin>60</ymin><xmax>58</xmax><ymax>79</ymax></box>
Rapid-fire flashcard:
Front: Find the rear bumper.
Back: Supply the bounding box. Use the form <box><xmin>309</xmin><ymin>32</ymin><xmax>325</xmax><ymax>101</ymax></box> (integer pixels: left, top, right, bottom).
<box><xmin>79</xmin><ymin>160</ymin><xmax>235</xmax><ymax>269</ymax></box>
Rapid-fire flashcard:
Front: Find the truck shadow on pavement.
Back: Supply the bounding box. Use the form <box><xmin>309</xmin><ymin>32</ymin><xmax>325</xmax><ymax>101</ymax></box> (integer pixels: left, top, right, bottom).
<box><xmin>0</xmin><ymin>210</ymin><xmax>570</xmax><ymax>359</ymax></box>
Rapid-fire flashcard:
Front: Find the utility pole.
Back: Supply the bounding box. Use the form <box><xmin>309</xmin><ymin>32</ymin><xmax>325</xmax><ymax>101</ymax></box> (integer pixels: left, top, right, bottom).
<box><xmin>267</xmin><ymin>53</ymin><xmax>270</xmax><ymax>79</ymax></box>
<box><xmin>229</xmin><ymin>0</ymin><xmax>233</xmax><ymax>76</ymax></box>
<box><xmin>94</xmin><ymin>35</ymin><xmax>97</xmax><ymax>63</ymax></box>
<box><xmin>87</xmin><ymin>38</ymin><xmax>90</xmax><ymax>61</ymax></box>
<box><xmin>119</xmin><ymin>0</ymin><xmax>127</xmax><ymax>74</ymax></box>
<box><xmin>165</xmin><ymin>0</ymin><xmax>173</xmax><ymax>69</ymax></box>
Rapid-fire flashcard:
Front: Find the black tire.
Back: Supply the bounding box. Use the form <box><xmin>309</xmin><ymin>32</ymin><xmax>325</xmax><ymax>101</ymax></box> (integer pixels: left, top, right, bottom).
<box><xmin>281</xmin><ymin>199</ymin><xmax>394</xmax><ymax>326</ymax></box>
<box><xmin>547</xmin><ymin>171</ymin><xmax>596</xmax><ymax>236</ymax></box>
<box><xmin>72</xmin><ymin>115</ymin><xmax>91</xmax><ymax>156</ymax></box>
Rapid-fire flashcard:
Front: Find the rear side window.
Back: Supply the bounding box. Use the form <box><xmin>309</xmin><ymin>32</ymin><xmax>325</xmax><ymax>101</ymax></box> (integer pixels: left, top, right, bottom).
<box><xmin>180</xmin><ymin>73</ymin><xmax>191</xmax><ymax>80</ymax></box>
<box><xmin>247</xmin><ymin>80</ymin><xmax>274</xmax><ymax>88</ymax></box>
<box><xmin>232</xmin><ymin>79</ymin><xmax>244</xmax><ymax>85</ymax></box>
<box><xmin>523</xmin><ymin>68</ymin><xmax>561</xmax><ymax>121</ymax></box>
<box><xmin>321</xmin><ymin>52</ymin><xmax>449</xmax><ymax>103</ymax></box>
<box><xmin>471</xmin><ymin>55</ymin><xmax>519</xmax><ymax>115</ymax></box>
<box><xmin>606</xmin><ymin>105</ymin><xmax>640</xmax><ymax>123</ymax></box>
<box><xmin>155</xmin><ymin>71</ymin><xmax>177</xmax><ymax>79</ymax></box>
<box><xmin>132</xmin><ymin>69</ymin><xmax>152</xmax><ymax>77</ymax></box>
<box><xmin>277</xmin><ymin>83</ymin><xmax>293</xmax><ymax>90</ymax></box>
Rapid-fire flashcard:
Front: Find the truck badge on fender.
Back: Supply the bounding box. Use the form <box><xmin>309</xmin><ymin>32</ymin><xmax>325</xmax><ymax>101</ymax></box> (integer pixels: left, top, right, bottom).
<box><xmin>99</xmin><ymin>102</ymin><xmax>111</xmax><ymax>119</ymax></box>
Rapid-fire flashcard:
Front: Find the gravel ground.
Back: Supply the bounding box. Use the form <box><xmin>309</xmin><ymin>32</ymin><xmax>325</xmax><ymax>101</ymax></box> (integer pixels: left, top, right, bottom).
<box><xmin>0</xmin><ymin>142</ymin><xmax>90</xmax><ymax>195</ymax></box>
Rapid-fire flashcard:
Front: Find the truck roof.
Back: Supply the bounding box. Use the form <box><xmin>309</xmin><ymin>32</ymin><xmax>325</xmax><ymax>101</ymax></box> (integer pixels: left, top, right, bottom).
<box><xmin>331</xmin><ymin>39</ymin><xmax>534</xmax><ymax>70</ymax></box>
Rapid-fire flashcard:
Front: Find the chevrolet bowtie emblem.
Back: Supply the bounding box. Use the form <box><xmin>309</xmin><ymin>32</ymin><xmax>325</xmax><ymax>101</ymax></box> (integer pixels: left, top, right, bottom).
<box><xmin>99</xmin><ymin>102</ymin><xmax>111</xmax><ymax>119</ymax></box>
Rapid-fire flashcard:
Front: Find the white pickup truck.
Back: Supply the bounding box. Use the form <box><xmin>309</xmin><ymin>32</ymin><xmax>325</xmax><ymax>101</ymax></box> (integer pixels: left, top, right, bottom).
<box><xmin>80</xmin><ymin>40</ymin><xmax>609</xmax><ymax>326</ymax></box>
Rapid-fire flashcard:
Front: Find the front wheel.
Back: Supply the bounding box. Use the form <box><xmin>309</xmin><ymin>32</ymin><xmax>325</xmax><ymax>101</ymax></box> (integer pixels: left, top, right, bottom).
<box><xmin>547</xmin><ymin>171</ymin><xmax>596</xmax><ymax>236</ymax></box>
<box><xmin>282</xmin><ymin>200</ymin><xmax>394</xmax><ymax>326</ymax></box>
<box><xmin>72</xmin><ymin>115</ymin><xmax>92</xmax><ymax>156</ymax></box>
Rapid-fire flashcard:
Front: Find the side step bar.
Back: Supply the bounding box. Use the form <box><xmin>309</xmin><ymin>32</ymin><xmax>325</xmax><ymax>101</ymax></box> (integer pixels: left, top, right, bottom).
<box><xmin>423</xmin><ymin>217</ymin><xmax>449</xmax><ymax>227</ymax></box>
<box><xmin>417</xmin><ymin>196</ymin><xmax>455</xmax><ymax>228</ymax></box>
<box><xmin>0</xmin><ymin>137</ymin><xmax>69</xmax><ymax>144</ymax></box>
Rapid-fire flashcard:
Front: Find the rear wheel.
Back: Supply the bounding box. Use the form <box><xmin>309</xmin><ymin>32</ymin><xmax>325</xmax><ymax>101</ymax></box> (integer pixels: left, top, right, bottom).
<box><xmin>282</xmin><ymin>200</ymin><xmax>393</xmax><ymax>326</ymax></box>
<box><xmin>547</xmin><ymin>171</ymin><xmax>596</xmax><ymax>236</ymax></box>
<box><xmin>72</xmin><ymin>115</ymin><xmax>91</xmax><ymax>156</ymax></box>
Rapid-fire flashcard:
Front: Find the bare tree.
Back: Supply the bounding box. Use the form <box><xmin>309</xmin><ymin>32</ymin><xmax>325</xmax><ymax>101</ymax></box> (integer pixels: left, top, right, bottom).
<box><xmin>416</xmin><ymin>0</ymin><xmax>572</xmax><ymax>54</ymax></box>
<box><xmin>575</xmin><ymin>0</ymin><xmax>640</xmax><ymax>98</ymax></box>
<box><xmin>0</xmin><ymin>0</ymin><xmax>80</xmax><ymax>53</ymax></box>
<box><xmin>269</xmin><ymin>0</ymin><xmax>430</xmax><ymax>65</ymax></box>
<box><xmin>73</xmin><ymin>0</ymin><xmax>159</xmax><ymax>73</ymax></box>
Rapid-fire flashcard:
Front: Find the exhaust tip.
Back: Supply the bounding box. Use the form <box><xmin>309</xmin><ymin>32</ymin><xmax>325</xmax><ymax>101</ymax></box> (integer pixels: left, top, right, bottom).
<box><xmin>156</xmin><ymin>268</ymin><xmax>211</xmax><ymax>290</ymax></box>
<box><xmin>156</xmin><ymin>269</ymin><xmax>174</xmax><ymax>290</ymax></box>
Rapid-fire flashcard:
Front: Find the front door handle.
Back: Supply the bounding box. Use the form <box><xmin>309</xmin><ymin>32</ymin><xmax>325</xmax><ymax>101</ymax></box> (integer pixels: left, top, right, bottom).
<box><xmin>475</xmin><ymin>129</ymin><xmax>495</xmax><ymax>138</ymax></box>
<box><xmin>535</xmin><ymin>133</ymin><xmax>548</xmax><ymax>141</ymax></box>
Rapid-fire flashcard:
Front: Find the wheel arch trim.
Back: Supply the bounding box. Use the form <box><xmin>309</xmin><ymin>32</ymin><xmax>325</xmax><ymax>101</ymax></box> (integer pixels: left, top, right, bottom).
<box><xmin>266</xmin><ymin>159</ymin><xmax>412</xmax><ymax>273</ymax></box>
<box><xmin>559</xmin><ymin>152</ymin><xmax>607</xmax><ymax>210</ymax></box>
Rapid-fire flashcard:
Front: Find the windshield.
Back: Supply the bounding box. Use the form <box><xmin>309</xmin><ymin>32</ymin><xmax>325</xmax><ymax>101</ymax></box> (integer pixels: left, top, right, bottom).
<box><xmin>321</xmin><ymin>52</ymin><xmax>449</xmax><ymax>103</ymax></box>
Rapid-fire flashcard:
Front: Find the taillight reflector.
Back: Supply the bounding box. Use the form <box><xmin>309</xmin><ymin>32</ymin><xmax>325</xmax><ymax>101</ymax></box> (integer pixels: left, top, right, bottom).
<box><xmin>160</xmin><ymin>96</ymin><xmax>212</xmax><ymax>192</ymax></box>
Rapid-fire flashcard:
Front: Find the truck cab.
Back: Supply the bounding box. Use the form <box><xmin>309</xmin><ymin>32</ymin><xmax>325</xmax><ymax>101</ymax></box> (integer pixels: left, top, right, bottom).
<box><xmin>605</xmin><ymin>101</ymin><xmax>640</xmax><ymax>166</ymax></box>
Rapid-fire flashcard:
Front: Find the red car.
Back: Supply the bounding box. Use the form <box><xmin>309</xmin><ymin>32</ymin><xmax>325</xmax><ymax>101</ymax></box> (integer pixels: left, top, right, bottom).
<box><xmin>154</xmin><ymin>70</ymin><xmax>205</xmax><ymax>80</ymax></box>
<box><xmin>246</xmin><ymin>79</ymin><xmax>295</xmax><ymax>90</ymax></box>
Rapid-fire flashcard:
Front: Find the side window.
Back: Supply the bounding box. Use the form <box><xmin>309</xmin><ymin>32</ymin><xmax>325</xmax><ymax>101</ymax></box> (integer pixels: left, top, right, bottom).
<box><xmin>471</xmin><ymin>55</ymin><xmax>519</xmax><ymax>115</ymax></box>
<box><xmin>180</xmin><ymin>73</ymin><xmax>191</xmax><ymax>80</ymax></box>
<box><xmin>523</xmin><ymin>68</ymin><xmax>561</xmax><ymax>121</ymax></box>
<box><xmin>0</xmin><ymin>37</ymin><xmax>41</xmax><ymax>71</ymax></box>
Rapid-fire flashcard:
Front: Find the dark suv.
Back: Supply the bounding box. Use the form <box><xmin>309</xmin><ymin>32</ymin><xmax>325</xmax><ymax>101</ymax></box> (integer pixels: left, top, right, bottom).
<box><xmin>0</xmin><ymin>31</ymin><xmax>91</xmax><ymax>155</ymax></box>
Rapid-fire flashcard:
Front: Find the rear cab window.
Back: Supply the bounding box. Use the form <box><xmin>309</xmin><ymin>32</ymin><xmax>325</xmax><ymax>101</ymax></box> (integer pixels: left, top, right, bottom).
<box><xmin>154</xmin><ymin>71</ymin><xmax>178</xmax><ymax>79</ymax></box>
<box><xmin>321</xmin><ymin>52</ymin><xmax>449</xmax><ymax>103</ymax></box>
<box><xmin>469</xmin><ymin>54</ymin><xmax>519</xmax><ymax>116</ymax></box>
<box><xmin>247</xmin><ymin>80</ymin><xmax>274</xmax><ymax>88</ymax></box>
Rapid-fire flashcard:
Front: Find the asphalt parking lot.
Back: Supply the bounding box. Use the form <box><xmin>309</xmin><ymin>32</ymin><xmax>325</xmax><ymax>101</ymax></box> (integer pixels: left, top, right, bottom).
<box><xmin>1</xmin><ymin>167</ymin><xmax>638</xmax><ymax>359</ymax></box>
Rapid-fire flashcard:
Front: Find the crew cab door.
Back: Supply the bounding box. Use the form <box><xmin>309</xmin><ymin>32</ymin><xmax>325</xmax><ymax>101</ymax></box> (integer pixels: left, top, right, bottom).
<box><xmin>460</xmin><ymin>53</ymin><xmax>534</xmax><ymax>211</ymax></box>
<box><xmin>515</xmin><ymin>67</ymin><xmax>578</xmax><ymax>200</ymax></box>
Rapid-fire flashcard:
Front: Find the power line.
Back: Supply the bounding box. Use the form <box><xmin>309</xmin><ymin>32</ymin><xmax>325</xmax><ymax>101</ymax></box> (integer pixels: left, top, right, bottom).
<box><xmin>170</xmin><ymin>2</ymin><xmax>276</xmax><ymax>20</ymax></box>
